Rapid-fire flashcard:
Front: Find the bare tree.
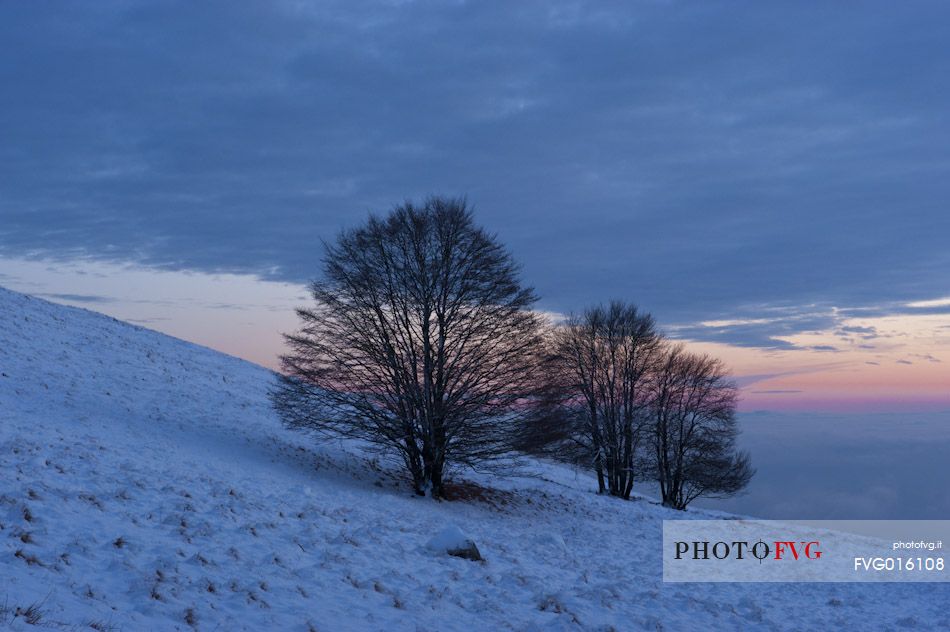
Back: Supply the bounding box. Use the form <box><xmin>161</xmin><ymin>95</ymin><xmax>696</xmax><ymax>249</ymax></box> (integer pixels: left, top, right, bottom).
<box><xmin>511</xmin><ymin>343</ymin><xmax>580</xmax><ymax>461</ymax></box>
<box><xmin>272</xmin><ymin>197</ymin><xmax>544</xmax><ymax>498</ymax></box>
<box><xmin>552</xmin><ymin>302</ymin><xmax>662</xmax><ymax>499</ymax></box>
<box><xmin>649</xmin><ymin>344</ymin><xmax>753</xmax><ymax>509</ymax></box>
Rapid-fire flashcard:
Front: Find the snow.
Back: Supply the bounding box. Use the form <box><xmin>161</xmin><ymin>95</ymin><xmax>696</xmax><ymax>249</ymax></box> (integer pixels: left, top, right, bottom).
<box><xmin>0</xmin><ymin>285</ymin><xmax>947</xmax><ymax>630</ymax></box>
<box><xmin>425</xmin><ymin>525</ymin><xmax>476</xmax><ymax>555</ymax></box>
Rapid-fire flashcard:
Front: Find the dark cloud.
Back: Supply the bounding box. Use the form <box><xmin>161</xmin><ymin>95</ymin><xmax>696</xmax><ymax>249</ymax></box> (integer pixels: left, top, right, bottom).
<box><xmin>750</xmin><ymin>389</ymin><xmax>804</xmax><ymax>394</ymax></box>
<box><xmin>841</xmin><ymin>326</ymin><xmax>876</xmax><ymax>334</ymax></box>
<box><xmin>2</xmin><ymin>0</ymin><xmax>950</xmax><ymax>346</ymax></box>
<box><xmin>669</xmin><ymin>305</ymin><xmax>841</xmax><ymax>348</ymax></box>
<box><xmin>838</xmin><ymin>325</ymin><xmax>879</xmax><ymax>340</ymax></box>
<box><xmin>897</xmin><ymin>359</ymin><xmax>913</xmax><ymax>365</ymax></box>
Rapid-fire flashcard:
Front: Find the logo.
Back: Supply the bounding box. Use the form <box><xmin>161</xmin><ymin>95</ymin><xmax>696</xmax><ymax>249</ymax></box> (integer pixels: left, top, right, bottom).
<box><xmin>674</xmin><ymin>539</ymin><xmax>822</xmax><ymax>561</ymax></box>
<box><xmin>663</xmin><ymin>520</ymin><xmax>948</xmax><ymax>582</ymax></box>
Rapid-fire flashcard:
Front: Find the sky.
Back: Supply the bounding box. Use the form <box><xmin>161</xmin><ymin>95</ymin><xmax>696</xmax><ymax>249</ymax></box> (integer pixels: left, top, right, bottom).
<box><xmin>1</xmin><ymin>0</ymin><xmax>949</xmax><ymax>412</ymax></box>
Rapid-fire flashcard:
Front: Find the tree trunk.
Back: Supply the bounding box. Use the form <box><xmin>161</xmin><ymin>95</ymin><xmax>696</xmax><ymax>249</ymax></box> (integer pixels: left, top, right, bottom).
<box><xmin>429</xmin><ymin>463</ymin><xmax>443</xmax><ymax>499</ymax></box>
<box><xmin>621</xmin><ymin>466</ymin><xmax>634</xmax><ymax>500</ymax></box>
<box><xmin>422</xmin><ymin>447</ymin><xmax>445</xmax><ymax>499</ymax></box>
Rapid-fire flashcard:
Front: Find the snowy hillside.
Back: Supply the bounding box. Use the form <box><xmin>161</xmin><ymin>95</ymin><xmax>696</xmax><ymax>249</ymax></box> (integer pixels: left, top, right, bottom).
<box><xmin>0</xmin><ymin>286</ymin><xmax>946</xmax><ymax>630</ymax></box>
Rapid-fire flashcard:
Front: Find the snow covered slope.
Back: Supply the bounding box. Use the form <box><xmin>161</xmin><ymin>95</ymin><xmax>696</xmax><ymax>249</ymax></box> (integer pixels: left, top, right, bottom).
<box><xmin>0</xmin><ymin>286</ymin><xmax>946</xmax><ymax>630</ymax></box>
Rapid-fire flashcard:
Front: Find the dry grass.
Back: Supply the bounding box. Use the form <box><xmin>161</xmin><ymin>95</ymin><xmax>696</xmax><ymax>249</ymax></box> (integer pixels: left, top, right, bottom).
<box><xmin>441</xmin><ymin>480</ymin><xmax>516</xmax><ymax>510</ymax></box>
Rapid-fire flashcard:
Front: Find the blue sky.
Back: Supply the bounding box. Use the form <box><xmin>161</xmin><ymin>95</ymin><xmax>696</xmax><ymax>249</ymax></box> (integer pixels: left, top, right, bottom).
<box><xmin>2</xmin><ymin>1</ymin><xmax>949</xmax><ymax>408</ymax></box>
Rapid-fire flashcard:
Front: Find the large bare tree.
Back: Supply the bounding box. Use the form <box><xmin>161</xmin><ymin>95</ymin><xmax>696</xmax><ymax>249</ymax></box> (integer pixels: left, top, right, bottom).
<box><xmin>649</xmin><ymin>344</ymin><xmax>753</xmax><ymax>509</ymax></box>
<box><xmin>553</xmin><ymin>302</ymin><xmax>662</xmax><ymax>499</ymax></box>
<box><xmin>272</xmin><ymin>197</ymin><xmax>544</xmax><ymax>498</ymax></box>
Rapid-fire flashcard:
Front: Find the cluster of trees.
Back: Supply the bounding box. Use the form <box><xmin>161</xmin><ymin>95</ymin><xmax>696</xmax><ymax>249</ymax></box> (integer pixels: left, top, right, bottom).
<box><xmin>272</xmin><ymin>196</ymin><xmax>752</xmax><ymax>508</ymax></box>
<box><xmin>529</xmin><ymin>308</ymin><xmax>753</xmax><ymax>508</ymax></box>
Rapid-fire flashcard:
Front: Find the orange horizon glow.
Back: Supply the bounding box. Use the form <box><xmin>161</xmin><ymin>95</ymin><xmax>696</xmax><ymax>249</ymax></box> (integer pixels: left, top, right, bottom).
<box><xmin>2</xmin><ymin>255</ymin><xmax>948</xmax><ymax>414</ymax></box>
<box><xmin>683</xmin><ymin>311</ymin><xmax>950</xmax><ymax>412</ymax></box>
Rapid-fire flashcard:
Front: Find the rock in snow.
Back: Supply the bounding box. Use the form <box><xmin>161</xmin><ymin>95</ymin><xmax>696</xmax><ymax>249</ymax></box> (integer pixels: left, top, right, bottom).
<box><xmin>534</xmin><ymin>531</ymin><xmax>568</xmax><ymax>553</ymax></box>
<box><xmin>425</xmin><ymin>525</ymin><xmax>483</xmax><ymax>561</ymax></box>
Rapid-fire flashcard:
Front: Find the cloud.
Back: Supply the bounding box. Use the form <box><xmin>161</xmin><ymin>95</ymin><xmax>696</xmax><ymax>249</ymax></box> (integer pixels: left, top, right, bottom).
<box><xmin>906</xmin><ymin>297</ymin><xmax>950</xmax><ymax>308</ymax></box>
<box><xmin>1</xmin><ymin>0</ymin><xmax>950</xmax><ymax>345</ymax></box>
<box><xmin>841</xmin><ymin>325</ymin><xmax>877</xmax><ymax>334</ymax></box>
<box><xmin>837</xmin><ymin>325</ymin><xmax>879</xmax><ymax>340</ymax></box>
<box><xmin>38</xmin><ymin>293</ymin><xmax>115</xmax><ymax>304</ymax></box>
<box><xmin>733</xmin><ymin>364</ymin><xmax>845</xmax><ymax>389</ymax></box>
<box><xmin>750</xmin><ymin>389</ymin><xmax>804</xmax><ymax>394</ymax></box>
<box><xmin>901</xmin><ymin>303</ymin><xmax>950</xmax><ymax>316</ymax></box>
<box><xmin>896</xmin><ymin>359</ymin><xmax>913</xmax><ymax>365</ymax></box>
<box><xmin>705</xmin><ymin>411</ymin><xmax>950</xmax><ymax>519</ymax></box>
<box><xmin>670</xmin><ymin>305</ymin><xmax>840</xmax><ymax>349</ymax></box>
<box><xmin>734</xmin><ymin>373</ymin><xmax>791</xmax><ymax>388</ymax></box>
<box><xmin>700</xmin><ymin>318</ymin><xmax>777</xmax><ymax>328</ymax></box>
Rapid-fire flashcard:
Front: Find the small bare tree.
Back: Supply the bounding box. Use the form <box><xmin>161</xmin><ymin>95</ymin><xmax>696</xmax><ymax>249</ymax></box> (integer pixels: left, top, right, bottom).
<box><xmin>511</xmin><ymin>347</ymin><xmax>580</xmax><ymax>461</ymax></box>
<box><xmin>552</xmin><ymin>302</ymin><xmax>662</xmax><ymax>499</ymax></box>
<box><xmin>272</xmin><ymin>197</ymin><xmax>544</xmax><ymax>498</ymax></box>
<box><xmin>649</xmin><ymin>344</ymin><xmax>753</xmax><ymax>509</ymax></box>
